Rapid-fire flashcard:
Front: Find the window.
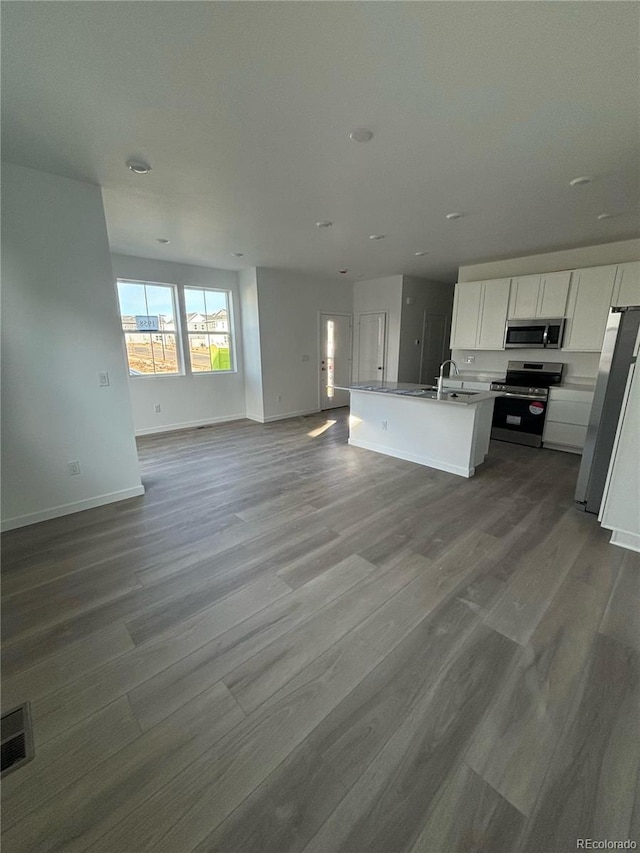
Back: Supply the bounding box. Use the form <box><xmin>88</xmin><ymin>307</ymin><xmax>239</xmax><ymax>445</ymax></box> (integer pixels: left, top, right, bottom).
<box><xmin>117</xmin><ymin>281</ymin><xmax>180</xmax><ymax>375</ymax></box>
<box><xmin>116</xmin><ymin>279</ymin><xmax>235</xmax><ymax>376</ymax></box>
<box><xmin>184</xmin><ymin>287</ymin><xmax>233</xmax><ymax>373</ymax></box>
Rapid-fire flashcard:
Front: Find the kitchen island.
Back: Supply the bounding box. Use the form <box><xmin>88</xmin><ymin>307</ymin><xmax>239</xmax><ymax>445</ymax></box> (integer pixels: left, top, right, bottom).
<box><xmin>341</xmin><ymin>382</ymin><xmax>500</xmax><ymax>478</ymax></box>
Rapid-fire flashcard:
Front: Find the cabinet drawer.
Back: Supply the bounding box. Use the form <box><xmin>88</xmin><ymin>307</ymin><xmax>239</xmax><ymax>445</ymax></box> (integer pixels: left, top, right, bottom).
<box><xmin>546</xmin><ymin>400</ymin><xmax>592</xmax><ymax>426</ymax></box>
<box><xmin>549</xmin><ymin>388</ymin><xmax>594</xmax><ymax>404</ymax></box>
<box><xmin>543</xmin><ymin>421</ymin><xmax>587</xmax><ymax>448</ymax></box>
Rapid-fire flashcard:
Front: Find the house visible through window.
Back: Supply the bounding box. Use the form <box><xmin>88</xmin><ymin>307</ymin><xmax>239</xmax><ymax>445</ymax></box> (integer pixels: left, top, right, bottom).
<box><xmin>184</xmin><ymin>287</ymin><xmax>233</xmax><ymax>372</ymax></box>
<box><xmin>116</xmin><ymin>279</ymin><xmax>235</xmax><ymax>376</ymax></box>
<box><xmin>117</xmin><ymin>281</ymin><xmax>180</xmax><ymax>375</ymax></box>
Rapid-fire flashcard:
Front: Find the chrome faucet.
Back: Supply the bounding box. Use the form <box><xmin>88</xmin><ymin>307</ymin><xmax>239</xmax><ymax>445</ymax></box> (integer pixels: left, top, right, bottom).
<box><xmin>437</xmin><ymin>360</ymin><xmax>459</xmax><ymax>394</ymax></box>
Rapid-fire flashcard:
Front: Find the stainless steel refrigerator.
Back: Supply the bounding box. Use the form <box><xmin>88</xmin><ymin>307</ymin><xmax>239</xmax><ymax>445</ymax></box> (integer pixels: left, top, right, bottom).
<box><xmin>575</xmin><ymin>305</ymin><xmax>640</xmax><ymax>514</ymax></box>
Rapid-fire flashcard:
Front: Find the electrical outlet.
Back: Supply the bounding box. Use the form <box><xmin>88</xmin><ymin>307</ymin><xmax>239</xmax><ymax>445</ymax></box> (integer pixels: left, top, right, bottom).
<box><xmin>67</xmin><ymin>460</ymin><xmax>81</xmax><ymax>476</ymax></box>
<box><xmin>381</xmin><ymin>420</ymin><xmax>388</xmax><ymax>431</ymax></box>
<box><xmin>276</xmin><ymin>394</ymin><xmax>283</xmax><ymax>403</ymax></box>
<box><xmin>98</xmin><ymin>371</ymin><xmax>110</xmax><ymax>387</ymax></box>
<box><xmin>153</xmin><ymin>403</ymin><xmax>161</xmax><ymax>413</ymax></box>
<box><xmin>464</xmin><ymin>356</ymin><xmax>475</xmax><ymax>364</ymax></box>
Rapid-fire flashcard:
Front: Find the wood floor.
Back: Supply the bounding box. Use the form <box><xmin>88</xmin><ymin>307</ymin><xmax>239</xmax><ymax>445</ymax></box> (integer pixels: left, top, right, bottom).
<box><xmin>2</xmin><ymin>408</ymin><xmax>639</xmax><ymax>853</ymax></box>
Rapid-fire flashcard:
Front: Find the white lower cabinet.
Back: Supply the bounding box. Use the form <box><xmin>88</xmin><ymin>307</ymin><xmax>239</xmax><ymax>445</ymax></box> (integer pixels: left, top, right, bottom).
<box><xmin>543</xmin><ymin>387</ymin><xmax>594</xmax><ymax>453</ymax></box>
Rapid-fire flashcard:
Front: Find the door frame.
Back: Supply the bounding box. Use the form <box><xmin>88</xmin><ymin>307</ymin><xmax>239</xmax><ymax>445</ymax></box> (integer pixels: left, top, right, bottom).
<box><xmin>418</xmin><ymin>311</ymin><xmax>450</xmax><ymax>385</ymax></box>
<box><xmin>318</xmin><ymin>311</ymin><xmax>353</xmax><ymax>411</ymax></box>
<box><xmin>355</xmin><ymin>310</ymin><xmax>388</xmax><ymax>383</ymax></box>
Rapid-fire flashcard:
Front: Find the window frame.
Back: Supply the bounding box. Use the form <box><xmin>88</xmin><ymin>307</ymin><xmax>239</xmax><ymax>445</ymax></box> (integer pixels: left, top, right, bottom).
<box><xmin>116</xmin><ymin>278</ymin><xmax>237</xmax><ymax>378</ymax></box>
<box><xmin>116</xmin><ymin>279</ymin><xmax>184</xmax><ymax>378</ymax></box>
<box><xmin>182</xmin><ymin>285</ymin><xmax>237</xmax><ymax>376</ymax></box>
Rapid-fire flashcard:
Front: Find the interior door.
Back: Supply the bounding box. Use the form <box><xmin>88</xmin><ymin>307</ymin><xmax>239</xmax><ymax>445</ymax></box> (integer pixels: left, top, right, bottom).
<box><xmin>419</xmin><ymin>313</ymin><xmax>448</xmax><ymax>386</ymax></box>
<box><xmin>357</xmin><ymin>312</ymin><xmax>386</xmax><ymax>382</ymax></box>
<box><xmin>320</xmin><ymin>313</ymin><xmax>352</xmax><ymax>409</ymax></box>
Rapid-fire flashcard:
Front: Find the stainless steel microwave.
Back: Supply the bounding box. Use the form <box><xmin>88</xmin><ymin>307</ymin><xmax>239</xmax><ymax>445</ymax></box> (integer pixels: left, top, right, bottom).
<box><xmin>504</xmin><ymin>318</ymin><xmax>565</xmax><ymax>349</ymax></box>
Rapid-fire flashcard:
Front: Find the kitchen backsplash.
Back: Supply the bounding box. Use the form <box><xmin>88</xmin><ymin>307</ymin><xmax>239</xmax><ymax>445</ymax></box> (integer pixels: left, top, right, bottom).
<box><xmin>450</xmin><ymin>349</ymin><xmax>600</xmax><ymax>383</ymax></box>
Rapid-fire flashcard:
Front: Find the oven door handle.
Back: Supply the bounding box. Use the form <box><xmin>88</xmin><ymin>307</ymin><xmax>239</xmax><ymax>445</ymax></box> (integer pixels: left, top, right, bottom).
<box><xmin>500</xmin><ymin>392</ymin><xmax>547</xmax><ymax>401</ymax></box>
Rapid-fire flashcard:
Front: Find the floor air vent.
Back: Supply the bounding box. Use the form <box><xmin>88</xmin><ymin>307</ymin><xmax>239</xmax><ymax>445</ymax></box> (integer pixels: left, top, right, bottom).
<box><xmin>1</xmin><ymin>703</ymin><xmax>34</xmax><ymax>777</ymax></box>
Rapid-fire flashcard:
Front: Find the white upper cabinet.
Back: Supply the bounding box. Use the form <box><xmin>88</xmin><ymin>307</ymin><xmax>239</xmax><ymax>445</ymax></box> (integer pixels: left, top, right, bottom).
<box><xmin>508</xmin><ymin>271</ymin><xmax>570</xmax><ymax>318</ymax></box>
<box><xmin>450</xmin><ymin>281</ymin><xmax>483</xmax><ymax>349</ymax></box>
<box><xmin>452</xmin><ymin>261</ymin><xmax>638</xmax><ymax>354</ymax></box>
<box><xmin>563</xmin><ymin>265</ymin><xmax>617</xmax><ymax>351</ymax></box>
<box><xmin>612</xmin><ymin>261</ymin><xmax>640</xmax><ymax>307</ymax></box>
<box><xmin>477</xmin><ymin>279</ymin><xmax>511</xmax><ymax>349</ymax></box>
<box><xmin>508</xmin><ymin>275</ymin><xmax>541</xmax><ymax>318</ymax></box>
<box><xmin>538</xmin><ymin>271</ymin><xmax>571</xmax><ymax>317</ymax></box>
<box><xmin>451</xmin><ymin>279</ymin><xmax>510</xmax><ymax>350</ymax></box>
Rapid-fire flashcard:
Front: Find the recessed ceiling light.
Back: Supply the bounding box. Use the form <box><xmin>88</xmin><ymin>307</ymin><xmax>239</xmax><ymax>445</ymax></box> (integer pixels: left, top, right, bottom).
<box><xmin>349</xmin><ymin>128</ymin><xmax>373</xmax><ymax>143</ymax></box>
<box><xmin>596</xmin><ymin>212</ymin><xmax>613</xmax><ymax>220</ymax></box>
<box><xmin>569</xmin><ymin>176</ymin><xmax>593</xmax><ymax>186</ymax></box>
<box><xmin>316</xmin><ymin>221</ymin><xmax>333</xmax><ymax>228</ymax></box>
<box><xmin>126</xmin><ymin>159</ymin><xmax>151</xmax><ymax>174</ymax></box>
<box><xmin>338</xmin><ymin>269</ymin><xmax>349</xmax><ymax>275</ymax></box>
<box><xmin>414</xmin><ymin>251</ymin><xmax>428</xmax><ymax>256</ymax></box>
<box><xmin>445</xmin><ymin>212</ymin><xmax>463</xmax><ymax>220</ymax></box>
<box><xmin>156</xmin><ymin>238</ymin><xmax>170</xmax><ymax>244</ymax></box>
<box><xmin>369</xmin><ymin>234</ymin><xmax>385</xmax><ymax>240</ymax></box>
<box><xmin>231</xmin><ymin>252</ymin><xmax>244</xmax><ymax>257</ymax></box>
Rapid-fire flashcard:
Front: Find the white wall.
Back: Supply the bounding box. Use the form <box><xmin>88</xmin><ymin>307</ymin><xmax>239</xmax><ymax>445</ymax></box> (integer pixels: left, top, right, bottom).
<box><xmin>111</xmin><ymin>254</ymin><xmax>245</xmax><ymax>434</ymax></box>
<box><xmin>458</xmin><ymin>239</ymin><xmax>640</xmax><ymax>282</ymax></box>
<box><xmin>450</xmin><ymin>348</ymin><xmax>600</xmax><ymax>383</ymax></box>
<box><xmin>239</xmin><ymin>267</ymin><xmax>265</xmax><ymax>421</ymax></box>
<box><xmin>398</xmin><ymin>276</ymin><xmax>455</xmax><ymax>383</ymax></box>
<box><xmin>254</xmin><ymin>268</ymin><xmax>353</xmax><ymax>421</ymax></box>
<box><xmin>353</xmin><ymin>276</ymin><xmax>403</xmax><ymax>383</ymax></box>
<box><xmin>1</xmin><ymin>163</ymin><xmax>144</xmax><ymax>530</ymax></box>
<box><xmin>453</xmin><ymin>239</ymin><xmax>640</xmax><ymax>382</ymax></box>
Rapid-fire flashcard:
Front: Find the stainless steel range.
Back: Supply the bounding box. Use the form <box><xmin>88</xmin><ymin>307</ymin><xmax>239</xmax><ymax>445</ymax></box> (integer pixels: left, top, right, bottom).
<box><xmin>490</xmin><ymin>361</ymin><xmax>565</xmax><ymax>447</ymax></box>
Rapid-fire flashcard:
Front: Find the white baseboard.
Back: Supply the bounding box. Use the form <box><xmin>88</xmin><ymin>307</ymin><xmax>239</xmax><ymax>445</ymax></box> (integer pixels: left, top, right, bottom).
<box><xmin>609</xmin><ymin>529</ymin><xmax>640</xmax><ymax>554</ymax></box>
<box><xmin>260</xmin><ymin>408</ymin><xmax>320</xmax><ymax>424</ymax></box>
<box><xmin>135</xmin><ymin>414</ymin><xmax>246</xmax><ymax>436</ymax></box>
<box><xmin>348</xmin><ymin>438</ymin><xmax>473</xmax><ymax>478</ymax></box>
<box><xmin>1</xmin><ymin>485</ymin><xmax>146</xmax><ymax>532</ymax></box>
<box><xmin>542</xmin><ymin>442</ymin><xmax>583</xmax><ymax>455</ymax></box>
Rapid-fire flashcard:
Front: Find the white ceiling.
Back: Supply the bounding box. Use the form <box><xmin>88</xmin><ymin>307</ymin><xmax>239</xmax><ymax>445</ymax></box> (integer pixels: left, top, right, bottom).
<box><xmin>2</xmin><ymin>1</ymin><xmax>639</xmax><ymax>282</ymax></box>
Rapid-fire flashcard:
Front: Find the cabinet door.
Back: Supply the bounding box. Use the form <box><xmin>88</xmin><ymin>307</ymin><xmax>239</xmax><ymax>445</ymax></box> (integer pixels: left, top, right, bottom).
<box><xmin>612</xmin><ymin>261</ymin><xmax>640</xmax><ymax>307</ymax></box>
<box><xmin>477</xmin><ymin>278</ymin><xmax>511</xmax><ymax>349</ymax></box>
<box><xmin>563</xmin><ymin>266</ymin><xmax>616</xmax><ymax>351</ymax></box>
<box><xmin>450</xmin><ymin>281</ymin><xmax>482</xmax><ymax>348</ymax></box>
<box><xmin>538</xmin><ymin>271</ymin><xmax>571</xmax><ymax>317</ymax></box>
<box><xmin>508</xmin><ymin>275</ymin><xmax>541</xmax><ymax>318</ymax></box>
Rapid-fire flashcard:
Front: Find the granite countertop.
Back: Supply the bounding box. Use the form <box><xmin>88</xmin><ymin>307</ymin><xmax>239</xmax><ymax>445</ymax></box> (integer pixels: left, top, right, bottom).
<box><xmin>338</xmin><ymin>382</ymin><xmax>500</xmax><ymax>406</ymax></box>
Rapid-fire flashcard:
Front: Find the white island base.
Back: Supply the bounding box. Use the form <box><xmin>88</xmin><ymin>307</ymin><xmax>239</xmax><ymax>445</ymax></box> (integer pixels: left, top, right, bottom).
<box><xmin>347</xmin><ymin>389</ymin><xmax>496</xmax><ymax>478</ymax></box>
